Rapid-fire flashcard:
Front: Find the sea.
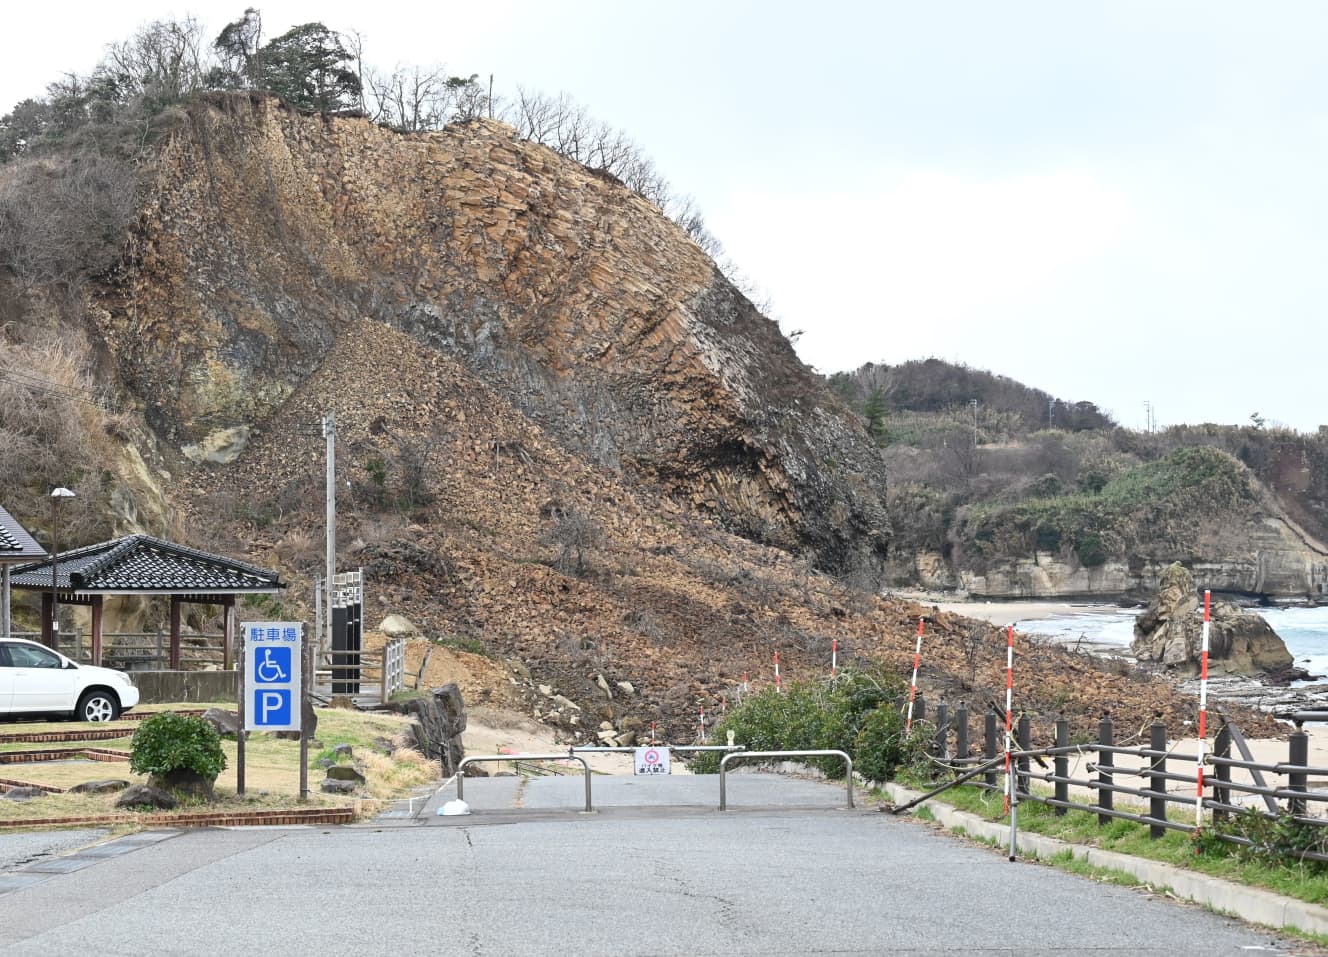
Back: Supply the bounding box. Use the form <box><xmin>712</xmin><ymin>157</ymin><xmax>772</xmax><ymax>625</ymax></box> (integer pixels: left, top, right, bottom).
<box><xmin>1018</xmin><ymin>605</ymin><xmax>1328</xmax><ymax>679</ymax></box>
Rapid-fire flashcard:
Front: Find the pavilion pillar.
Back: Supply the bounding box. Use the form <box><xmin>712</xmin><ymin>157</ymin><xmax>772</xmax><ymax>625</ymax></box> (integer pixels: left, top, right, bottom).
<box><xmin>2</xmin><ymin>565</ymin><xmax>10</xmax><ymax>639</ymax></box>
<box><xmin>41</xmin><ymin>592</ymin><xmax>54</xmax><ymax>648</ymax></box>
<box><xmin>222</xmin><ymin>596</ymin><xmax>235</xmax><ymax>671</ymax></box>
<box><xmin>169</xmin><ymin>596</ymin><xmax>182</xmax><ymax>670</ymax></box>
<box><xmin>90</xmin><ymin>596</ymin><xmax>104</xmax><ymax>666</ymax></box>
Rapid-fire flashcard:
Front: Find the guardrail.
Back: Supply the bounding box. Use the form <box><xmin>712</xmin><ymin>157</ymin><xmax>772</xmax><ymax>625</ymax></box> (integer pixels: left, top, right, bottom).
<box><xmin>719</xmin><ymin>750</ymin><xmax>854</xmax><ymax>811</ymax></box>
<box><xmin>456</xmin><ymin>753</ymin><xmax>593</xmax><ymax>812</ymax></box>
<box><xmin>569</xmin><ymin>745</ymin><xmax>745</xmax><ymax>755</ymax></box>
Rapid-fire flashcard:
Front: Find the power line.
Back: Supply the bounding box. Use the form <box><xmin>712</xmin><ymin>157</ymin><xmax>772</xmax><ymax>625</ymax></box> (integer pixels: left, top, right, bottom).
<box><xmin>0</xmin><ymin>365</ymin><xmax>107</xmax><ymax>409</ymax></box>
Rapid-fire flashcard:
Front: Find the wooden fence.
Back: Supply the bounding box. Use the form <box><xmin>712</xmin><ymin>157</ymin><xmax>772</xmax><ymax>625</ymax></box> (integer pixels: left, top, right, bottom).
<box><xmin>912</xmin><ymin>698</ymin><xmax>1328</xmax><ymax>862</ymax></box>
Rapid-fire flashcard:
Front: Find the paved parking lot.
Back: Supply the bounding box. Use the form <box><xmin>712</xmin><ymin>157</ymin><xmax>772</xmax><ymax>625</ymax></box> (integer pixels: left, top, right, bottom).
<box><xmin>0</xmin><ymin>774</ymin><xmax>1313</xmax><ymax>956</ymax></box>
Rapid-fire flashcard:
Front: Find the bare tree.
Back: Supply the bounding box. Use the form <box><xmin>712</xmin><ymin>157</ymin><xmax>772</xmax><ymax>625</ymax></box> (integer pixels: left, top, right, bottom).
<box><xmin>98</xmin><ymin>17</ymin><xmax>209</xmax><ymax>114</ymax></box>
<box><xmin>543</xmin><ymin>508</ymin><xmax>604</xmax><ymax>576</ymax></box>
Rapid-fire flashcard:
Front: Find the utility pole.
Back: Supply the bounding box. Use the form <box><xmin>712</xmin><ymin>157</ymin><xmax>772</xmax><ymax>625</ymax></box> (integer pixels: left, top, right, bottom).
<box><xmin>323</xmin><ymin>412</ymin><xmax>336</xmax><ymax>662</ymax></box>
<box><xmin>1144</xmin><ymin>400</ymin><xmax>1153</xmax><ymax>434</ymax></box>
<box><xmin>970</xmin><ymin>399</ymin><xmax>978</xmax><ymax>447</ymax></box>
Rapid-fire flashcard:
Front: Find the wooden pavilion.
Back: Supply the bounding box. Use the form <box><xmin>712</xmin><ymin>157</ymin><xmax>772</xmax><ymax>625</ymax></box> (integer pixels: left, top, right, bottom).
<box><xmin>10</xmin><ymin>534</ymin><xmax>285</xmax><ymax>669</ymax></box>
<box><xmin>0</xmin><ymin>504</ymin><xmax>48</xmax><ymax>639</ymax></box>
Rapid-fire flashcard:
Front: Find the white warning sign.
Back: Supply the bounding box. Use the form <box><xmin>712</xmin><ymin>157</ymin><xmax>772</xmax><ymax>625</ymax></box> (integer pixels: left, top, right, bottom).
<box><xmin>634</xmin><ymin>746</ymin><xmax>671</xmax><ymax>776</ymax></box>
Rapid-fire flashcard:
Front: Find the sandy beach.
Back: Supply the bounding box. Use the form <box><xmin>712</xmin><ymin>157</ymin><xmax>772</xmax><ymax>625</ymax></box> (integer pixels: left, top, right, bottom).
<box><xmin>896</xmin><ymin>593</ymin><xmax>1132</xmax><ymax>627</ymax></box>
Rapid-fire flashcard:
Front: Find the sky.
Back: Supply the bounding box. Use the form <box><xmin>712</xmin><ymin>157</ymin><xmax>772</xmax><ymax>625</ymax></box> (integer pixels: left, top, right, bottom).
<box><xmin>4</xmin><ymin>1</ymin><xmax>1326</xmax><ymax>433</ymax></box>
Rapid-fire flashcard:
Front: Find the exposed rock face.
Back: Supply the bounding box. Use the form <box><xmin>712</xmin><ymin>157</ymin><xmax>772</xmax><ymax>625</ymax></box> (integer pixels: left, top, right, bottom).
<box><xmin>962</xmin><ymin>546</ymin><xmax>1328</xmax><ymax>603</ymax></box>
<box><xmin>1131</xmin><ymin>563</ymin><xmax>1293</xmax><ymax>675</ymax></box>
<box><xmin>105</xmin><ymin>95</ymin><xmax>889</xmax><ymax>576</ymax></box>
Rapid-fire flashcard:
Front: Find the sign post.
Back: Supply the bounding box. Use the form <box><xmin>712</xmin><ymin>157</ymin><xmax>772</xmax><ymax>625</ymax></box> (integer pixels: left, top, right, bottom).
<box><xmin>244</xmin><ymin>622</ymin><xmax>303</xmax><ymax>732</ymax></box>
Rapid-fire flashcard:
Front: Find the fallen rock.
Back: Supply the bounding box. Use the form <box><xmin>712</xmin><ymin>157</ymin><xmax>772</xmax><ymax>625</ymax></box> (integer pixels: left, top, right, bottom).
<box><xmin>378</xmin><ymin>614</ymin><xmax>421</xmax><ymax>637</ymax></box>
<box><xmin>395</xmin><ymin>683</ymin><xmax>466</xmax><ymax>775</ymax></box>
<box><xmin>326</xmin><ymin>765</ymin><xmax>366</xmax><ymax>784</ymax></box>
<box><xmin>68</xmin><ymin>779</ymin><xmax>130</xmax><ymax>794</ymax></box>
<box><xmin>320</xmin><ymin>778</ymin><xmax>357</xmax><ymax>795</ymax></box>
<box><xmin>1132</xmin><ymin>563</ymin><xmax>1294</xmax><ymax>675</ymax></box>
<box><xmin>116</xmin><ymin>785</ymin><xmax>178</xmax><ymax>810</ymax></box>
<box><xmin>201</xmin><ymin>708</ymin><xmax>241</xmax><ymax>737</ymax></box>
<box><xmin>616</xmin><ymin>681</ymin><xmax>635</xmax><ymax>695</ymax></box>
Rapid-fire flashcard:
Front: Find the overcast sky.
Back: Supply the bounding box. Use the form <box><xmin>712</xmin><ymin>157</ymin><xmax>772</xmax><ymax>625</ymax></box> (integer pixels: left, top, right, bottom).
<box><xmin>5</xmin><ymin>2</ymin><xmax>1325</xmax><ymax>432</ymax></box>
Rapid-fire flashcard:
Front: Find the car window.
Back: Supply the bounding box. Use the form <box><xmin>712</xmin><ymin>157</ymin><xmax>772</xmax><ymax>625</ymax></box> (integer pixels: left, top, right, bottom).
<box><xmin>6</xmin><ymin>643</ymin><xmax>63</xmax><ymax>668</ymax></box>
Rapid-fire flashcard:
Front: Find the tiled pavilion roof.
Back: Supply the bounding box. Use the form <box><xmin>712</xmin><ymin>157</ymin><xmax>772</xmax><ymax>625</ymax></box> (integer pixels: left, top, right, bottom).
<box><xmin>0</xmin><ymin>504</ymin><xmax>47</xmax><ymax>563</ymax></box>
<box><xmin>11</xmin><ymin>534</ymin><xmax>283</xmax><ymax>595</ymax></box>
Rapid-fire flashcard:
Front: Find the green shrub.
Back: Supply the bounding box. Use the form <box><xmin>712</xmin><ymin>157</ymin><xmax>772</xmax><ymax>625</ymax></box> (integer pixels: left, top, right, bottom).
<box><xmin>693</xmin><ymin>668</ymin><xmax>922</xmax><ymax>779</ymax></box>
<box><xmin>129</xmin><ymin>713</ymin><xmax>227</xmax><ymax>780</ymax></box>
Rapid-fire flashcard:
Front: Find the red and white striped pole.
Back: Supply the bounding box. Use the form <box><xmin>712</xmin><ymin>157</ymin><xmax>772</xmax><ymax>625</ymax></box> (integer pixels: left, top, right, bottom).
<box><xmin>832</xmin><ymin>638</ymin><xmax>839</xmax><ymax>679</ymax></box>
<box><xmin>742</xmin><ymin>671</ymin><xmax>749</xmax><ymax>694</ymax></box>
<box><xmin>1004</xmin><ymin>623</ymin><xmax>1015</xmax><ymax>815</ymax></box>
<box><xmin>774</xmin><ymin>651</ymin><xmax>781</xmax><ymax>694</ymax></box>
<box><xmin>1195</xmin><ymin>589</ymin><xmax>1212</xmax><ymax>831</ymax></box>
<box><xmin>699</xmin><ymin>705</ymin><xmax>706</xmax><ymax>742</ymax></box>
<box><xmin>905</xmin><ymin>618</ymin><xmax>924</xmax><ymax>732</ymax></box>
<box><xmin>721</xmin><ymin>694</ymin><xmax>727</xmax><ymax>713</ymax></box>
<box><xmin>1005</xmin><ymin>623</ymin><xmax>1018</xmax><ymax>860</ymax></box>
<box><xmin>650</xmin><ymin>721</ymin><xmax>656</xmax><ymax>746</ymax></box>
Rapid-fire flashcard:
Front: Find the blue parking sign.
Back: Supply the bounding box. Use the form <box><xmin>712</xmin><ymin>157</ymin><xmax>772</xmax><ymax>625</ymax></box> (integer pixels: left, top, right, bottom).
<box><xmin>254</xmin><ymin>689</ymin><xmax>293</xmax><ymax>727</ymax></box>
<box><xmin>243</xmin><ymin>621</ymin><xmax>303</xmax><ymax>732</ymax></box>
<box><xmin>253</xmin><ymin>646</ymin><xmax>293</xmax><ymax>685</ymax></box>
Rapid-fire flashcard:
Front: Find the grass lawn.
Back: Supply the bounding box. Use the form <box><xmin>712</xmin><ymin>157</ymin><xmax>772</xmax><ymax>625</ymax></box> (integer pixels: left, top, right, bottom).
<box><xmin>0</xmin><ymin>704</ymin><xmax>438</xmax><ymax>826</ymax></box>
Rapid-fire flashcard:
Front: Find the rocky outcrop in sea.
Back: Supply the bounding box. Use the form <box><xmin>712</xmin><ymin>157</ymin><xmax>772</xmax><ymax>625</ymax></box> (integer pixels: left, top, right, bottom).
<box><xmin>1131</xmin><ymin>563</ymin><xmax>1293</xmax><ymax>676</ymax></box>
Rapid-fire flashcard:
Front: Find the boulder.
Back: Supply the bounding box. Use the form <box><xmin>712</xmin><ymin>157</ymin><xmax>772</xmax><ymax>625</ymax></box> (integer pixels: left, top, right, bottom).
<box><xmin>395</xmin><ymin>683</ymin><xmax>466</xmax><ymax>775</ymax></box>
<box><xmin>1</xmin><ymin>787</ymin><xmax>45</xmax><ymax>801</ymax></box>
<box><xmin>325</xmin><ymin>765</ymin><xmax>366</xmax><ymax>784</ymax></box>
<box><xmin>1132</xmin><ymin>563</ymin><xmax>1294</xmax><ymax>675</ymax></box>
<box><xmin>116</xmin><ymin>785</ymin><xmax>178</xmax><ymax>810</ymax></box>
<box><xmin>201</xmin><ymin>708</ymin><xmax>241</xmax><ymax>737</ymax></box>
<box><xmin>320</xmin><ymin>778</ymin><xmax>357</xmax><ymax>795</ymax></box>
<box><xmin>68</xmin><ymin>779</ymin><xmax>130</xmax><ymax>794</ymax></box>
<box><xmin>378</xmin><ymin>614</ymin><xmax>421</xmax><ymax>637</ymax></box>
<box><xmin>333</xmin><ymin>743</ymin><xmax>354</xmax><ymax>758</ymax></box>
<box><xmin>148</xmin><ymin>768</ymin><xmax>216</xmax><ymax>802</ymax></box>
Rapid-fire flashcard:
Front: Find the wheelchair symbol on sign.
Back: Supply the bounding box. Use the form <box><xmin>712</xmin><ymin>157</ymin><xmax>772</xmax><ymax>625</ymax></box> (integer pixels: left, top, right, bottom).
<box><xmin>256</xmin><ymin>647</ymin><xmax>288</xmax><ymax>683</ymax></box>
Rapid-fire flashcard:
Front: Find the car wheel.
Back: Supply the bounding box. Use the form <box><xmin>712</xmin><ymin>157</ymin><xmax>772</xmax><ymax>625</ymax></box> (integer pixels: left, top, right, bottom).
<box><xmin>76</xmin><ymin>691</ymin><xmax>120</xmax><ymax>723</ymax></box>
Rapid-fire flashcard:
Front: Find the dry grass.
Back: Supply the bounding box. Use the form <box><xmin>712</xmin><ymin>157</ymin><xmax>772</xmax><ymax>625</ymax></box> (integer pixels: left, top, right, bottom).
<box><xmin>0</xmin><ymin>705</ymin><xmax>437</xmax><ymax>825</ymax></box>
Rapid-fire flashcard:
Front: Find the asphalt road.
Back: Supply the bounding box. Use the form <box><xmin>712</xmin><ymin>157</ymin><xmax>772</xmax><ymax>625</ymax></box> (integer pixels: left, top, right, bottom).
<box><xmin>0</xmin><ymin>774</ymin><xmax>1312</xmax><ymax>956</ymax></box>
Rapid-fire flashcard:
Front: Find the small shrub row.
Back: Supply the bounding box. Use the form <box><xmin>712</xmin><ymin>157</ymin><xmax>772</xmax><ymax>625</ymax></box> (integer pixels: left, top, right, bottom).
<box><xmin>691</xmin><ymin>668</ymin><xmax>932</xmax><ymax>782</ymax></box>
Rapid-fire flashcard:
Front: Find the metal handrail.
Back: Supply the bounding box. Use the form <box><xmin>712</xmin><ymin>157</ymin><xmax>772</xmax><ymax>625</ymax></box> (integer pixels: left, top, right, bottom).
<box><xmin>718</xmin><ymin>750</ymin><xmax>854</xmax><ymax>811</ymax></box>
<box><xmin>456</xmin><ymin>753</ymin><xmax>592</xmax><ymax>812</ymax></box>
<box><xmin>569</xmin><ymin>745</ymin><xmax>745</xmax><ymax>755</ymax></box>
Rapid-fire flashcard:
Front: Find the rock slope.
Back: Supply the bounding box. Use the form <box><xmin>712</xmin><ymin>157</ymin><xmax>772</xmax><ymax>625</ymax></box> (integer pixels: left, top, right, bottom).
<box><xmin>105</xmin><ymin>94</ymin><xmax>887</xmax><ymax>577</ymax></box>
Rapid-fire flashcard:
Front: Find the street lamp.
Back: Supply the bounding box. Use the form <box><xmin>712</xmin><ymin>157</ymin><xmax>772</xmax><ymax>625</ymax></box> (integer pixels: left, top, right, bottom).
<box><xmin>50</xmin><ymin>487</ymin><xmax>74</xmax><ymax>649</ymax></box>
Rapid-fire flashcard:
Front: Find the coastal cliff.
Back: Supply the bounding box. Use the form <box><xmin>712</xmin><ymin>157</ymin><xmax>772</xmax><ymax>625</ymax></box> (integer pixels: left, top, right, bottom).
<box><xmin>107</xmin><ymin>95</ymin><xmax>888</xmax><ymax>577</ymax></box>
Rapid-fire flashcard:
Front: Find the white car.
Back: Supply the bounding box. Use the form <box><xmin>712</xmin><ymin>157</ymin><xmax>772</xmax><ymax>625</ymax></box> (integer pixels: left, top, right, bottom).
<box><xmin>0</xmin><ymin>638</ymin><xmax>140</xmax><ymax>721</ymax></box>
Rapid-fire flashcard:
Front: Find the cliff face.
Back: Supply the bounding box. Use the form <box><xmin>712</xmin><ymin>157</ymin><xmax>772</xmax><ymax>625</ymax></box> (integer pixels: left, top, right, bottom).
<box><xmin>101</xmin><ymin>95</ymin><xmax>888</xmax><ymax>575</ymax></box>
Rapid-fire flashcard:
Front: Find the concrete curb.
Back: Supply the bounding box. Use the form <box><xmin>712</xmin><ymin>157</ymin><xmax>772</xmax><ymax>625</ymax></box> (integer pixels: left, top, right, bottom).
<box><xmin>883</xmin><ymin>782</ymin><xmax>1328</xmax><ymax>936</ymax></box>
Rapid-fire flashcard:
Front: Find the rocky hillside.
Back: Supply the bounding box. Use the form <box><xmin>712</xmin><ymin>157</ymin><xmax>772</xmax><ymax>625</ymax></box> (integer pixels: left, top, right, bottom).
<box><xmin>1</xmin><ymin>93</ymin><xmax>1282</xmax><ymax>744</ymax></box>
<box><xmin>108</xmin><ymin>93</ymin><xmax>887</xmax><ymax>578</ymax></box>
